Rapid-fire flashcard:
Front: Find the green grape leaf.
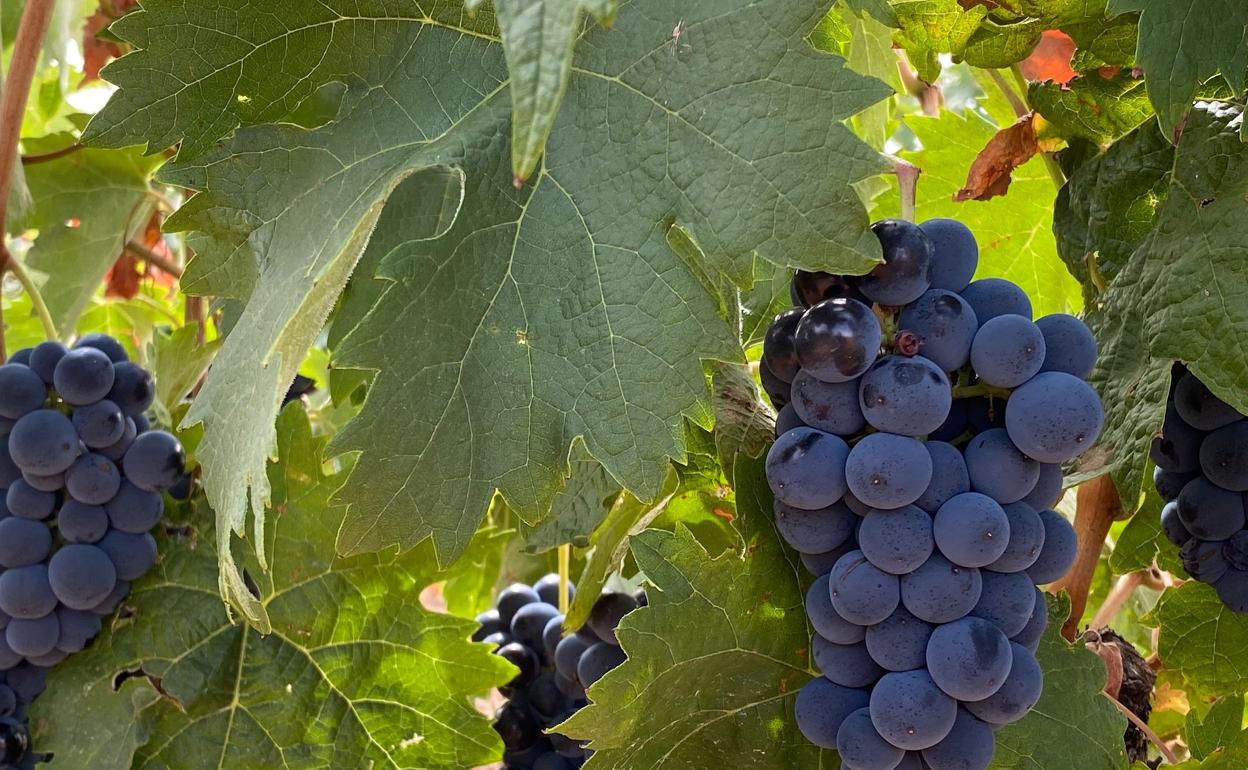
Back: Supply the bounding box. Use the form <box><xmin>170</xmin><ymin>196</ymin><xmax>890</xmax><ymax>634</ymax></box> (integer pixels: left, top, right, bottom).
<box><xmin>1064</xmin><ymin>15</ymin><xmax>1138</xmax><ymax>71</ymax></box>
<box><xmin>522</xmin><ymin>441</ymin><xmax>623</xmax><ymax>551</ymax></box>
<box><xmin>711</xmin><ymin>362</ymin><xmax>775</xmax><ymax>469</ymax></box>
<box><xmin>563</xmin><ymin>469</ymin><xmax>679</xmax><ymax>631</ymax></box>
<box><xmin>487</xmin><ymin>0</ymin><xmax>617</xmax><ymax>182</ymax></box>
<box><xmin>1107</xmin><ymin>0</ymin><xmax>1248</xmax><ymax>135</ymax></box>
<box><xmin>844</xmin><ymin>9</ymin><xmax>902</xmax><ymax>155</ymax></box>
<box><xmin>1083</xmin><ymin>104</ymin><xmax>1248</xmax><ymax>503</ymax></box>
<box><xmin>31</xmin><ymin>405</ymin><xmax>511</xmax><ymax>770</ymax></box>
<box><xmin>149</xmin><ymin>325</ymin><xmax>220</xmax><ymax>427</ymax></box>
<box><xmin>843</xmin><ymin>0</ymin><xmax>899</xmax><ymax>27</ymax></box>
<box><xmin>19</xmin><ymin>136</ymin><xmax>158</xmax><ymax>335</ymax></box>
<box><xmin>559</xmin><ymin>454</ymin><xmax>827</xmax><ymax>767</ymax></box>
<box><xmin>1187</xmin><ymin>695</ymin><xmax>1248</xmax><ymax>760</ymax></box>
<box><xmin>326</xmin><ymin>0</ymin><xmax>891</xmax><ymax>564</ymax></box>
<box><xmin>961</xmin><ymin>19</ymin><xmax>1043</xmax><ymax>70</ymax></box>
<box><xmin>740</xmin><ymin>259</ymin><xmax>793</xmax><ymax>349</ymax></box>
<box><xmin>441</xmin><ymin>524</ymin><xmax>514</xmax><ymax>618</ymax></box>
<box><xmin>875</xmin><ymin>92</ymin><xmax>1083</xmax><ymax>317</ymax></box>
<box><xmin>1108</xmin><ymin>480</ymin><xmax>1182</xmax><ymax>575</ymax></box>
<box><xmin>1030</xmin><ymin>70</ymin><xmax>1153</xmax><ymax>144</ymax></box>
<box><xmin>990</xmin><ymin>593</ymin><xmax>1130</xmax><ymax>770</ymax></box>
<box><xmin>1053</xmin><ymin>120</ymin><xmax>1173</xmax><ymax>293</ymax></box>
<box><xmin>893</xmin><ymin>0</ymin><xmax>989</xmax><ymax>81</ymax></box>
<box><xmin>1150</xmin><ymin>581</ymin><xmax>1248</xmax><ymax>695</ymax></box>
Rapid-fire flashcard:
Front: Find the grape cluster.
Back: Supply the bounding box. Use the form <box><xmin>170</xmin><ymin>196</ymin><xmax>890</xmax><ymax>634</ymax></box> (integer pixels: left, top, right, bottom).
<box><xmin>763</xmin><ymin>218</ymin><xmax>1102</xmax><ymax>770</ymax></box>
<box><xmin>475</xmin><ymin>576</ymin><xmax>644</xmax><ymax>769</ymax></box>
<box><xmin>1153</xmin><ymin>365</ymin><xmax>1248</xmax><ymax>611</ymax></box>
<box><xmin>0</xmin><ymin>334</ymin><xmax>185</xmax><ymax>769</ymax></box>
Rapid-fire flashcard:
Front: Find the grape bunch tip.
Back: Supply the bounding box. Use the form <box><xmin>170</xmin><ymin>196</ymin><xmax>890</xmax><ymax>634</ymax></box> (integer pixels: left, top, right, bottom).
<box><xmin>763</xmin><ymin>217</ymin><xmax>1102</xmax><ymax>770</ymax></box>
<box><xmin>0</xmin><ymin>334</ymin><xmax>186</xmax><ymax>769</ymax></box>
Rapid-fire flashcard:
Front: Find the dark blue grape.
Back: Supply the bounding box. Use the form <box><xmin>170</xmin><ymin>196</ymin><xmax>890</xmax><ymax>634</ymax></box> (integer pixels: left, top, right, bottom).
<box><xmin>794</xmin><ymin>298</ymin><xmax>882</xmax><ymax>383</ymax></box>
<box><xmin>532</xmin><ymin>573</ymin><xmax>574</xmax><ymax>607</ymax></box>
<box><xmin>74</xmin><ymin>333</ymin><xmax>128</xmax><ymax>363</ymax></box>
<box><xmin>72</xmin><ymin>399</ymin><xmax>126</xmax><ymax>449</ymax></box>
<box><xmin>497</xmin><ymin>584</ymin><xmax>540</xmax><ymax>626</ymax></box>
<box><xmin>970</xmin><ymin>570</ymin><xmax>1036</xmax><ymax>637</ymax></box>
<box><xmin>795</xmin><ymin>677</ymin><xmax>871</xmax><ymax>748</ymax></box>
<box><xmin>1200</xmin><ymin>421</ymin><xmax>1248</xmax><ymax>492</ymax></box>
<box><xmin>1177</xmin><ymin>477</ymin><xmax>1245</xmax><ymax>540</ymax></box>
<box><xmin>791</xmin><ymin>271</ymin><xmax>865</xmax><ymax>307</ymax></box>
<box><xmin>496</xmin><ymin>642</ymin><xmax>539</xmax><ymax>689</ymax></box>
<box><xmin>789</xmin><ymin>370</ymin><xmax>864</xmax><ymax>436</ymax></box>
<box><xmin>1005</xmin><ymin>372</ymin><xmax>1104</xmax><ymax>463</ymax></box>
<box><xmin>920</xmin><ymin>218</ymin><xmax>978</xmax><ymax>292</ymax></box>
<box><xmin>89</xmin><ymin>579</ymin><xmax>130</xmax><ymax>616</ymax></box>
<box><xmin>1160</xmin><ymin>502</ymin><xmax>1191</xmax><ymax>547</ymax></box>
<box><xmin>1182</xmin><ymin>538</ymin><xmax>1230</xmax><ymax>583</ymax></box>
<box><xmin>1035</xmin><ymin>313</ymin><xmax>1097</xmax><ymax>378</ymax></box>
<box><xmin>988</xmin><ymin>501</ymin><xmax>1046</xmax><ymax>572</ymax></box>
<box><xmin>921</xmin><ymin>709</ymin><xmax>996</xmax><ymax>770</ymax></box>
<box><xmin>66</xmin><ymin>452</ymin><xmax>122</xmax><ymax>505</ymax></box>
<box><xmin>27</xmin><ymin>342</ymin><xmax>67</xmax><ymax>385</ymax></box>
<box><xmin>57</xmin><ymin>500</ymin><xmax>110</xmax><ymax>544</ymax></box>
<box><xmin>0</xmin><ymin>518</ymin><xmax>50</xmax><ymax>568</ymax></box>
<box><xmin>1021</xmin><ymin>462</ymin><xmax>1064</xmax><ymax>510</ymax></box>
<box><xmin>0</xmin><ymin>366</ymin><xmax>44</xmax><ymax>420</ymax></box>
<box><xmin>53</xmin><ymin>347</ymin><xmax>115</xmax><ymax>405</ymax></box>
<box><xmin>927</xmin><ymin>616</ymin><xmax>1012</xmax><ymax>701</ymax></box>
<box><xmin>869</xmin><ymin>669</ymin><xmax>957</xmax><ymax>751</ymax></box>
<box><xmin>916</xmin><ymin>441</ymin><xmax>970</xmax><ymax>513</ymax></box>
<box><xmin>774</xmin><ymin>403</ymin><xmax>806</xmax><ymax>436</ymax></box>
<box><xmin>554</xmin><ymin>634</ymin><xmax>591</xmax><ymax>681</ymax></box>
<box><xmin>1152</xmin><ymin>402</ymin><xmax>1206</xmax><ymax>474</ymax></box>
<box><xmin>121</xmin><ymin>430</ymin><xmax>185</xmax><ymax>492</ymax></box>
<box><xmin>970</xmin><ymin>314</ymin><xmax>1046</xmax><ymax>388</ymax></box>
<box><xmin>860</xmin><ymin>220</ymin><xmax>933</xmax><ymax>306</ymax></box>
<box><xmin>801</xmin><ymin>541</ymin><xmax>857</xmax><ymax>577</ymax></box>
<box><xmin>577</xmin><ymin>642</ymin><xmax>626</xmax><ymax>687</ymax></box>
<box><xmin>858</xmin><ymin>505</ymin><xmax>934</xmax><ymax>575</ymax></box>
<box><xmin>965</xmin><ymin>642</ymin><xmax>1043</xmax><ymax>726</ymax></box>
<box><xmin>837</xmin><ymin>707</ymin><xmax>903</xmax><ymax>770</ymax></box>
<box><xmin>20</xmin><ymin>469</ymin><xmax>62</xmax><ymax>492</ymax></box>
<box><xmin>49</xmin><ymin>544</ymin><xmax>118</xmax><ymax>610</ymax></box>
<box><xmin>1225</xmin><ymin>531</ymin><xmax>1248</xmax><ymax>570</ymax></box>
<box><xmin>864</xmin><ymin>606</ymin><xmax>933</xmax><ymax>672</ymax></box>
<box><xmin>900</xmin><ymin>553</ymin><xmax>982</xmax><ymax>624</ymax></box>
<box><xmin>134</xmin><ymin>413</ymin><xmax>151</xmax><ymax>433</ymax></box>
<box><xmin>494</xmin><ymin>699</ymin><xmax>541</xmax><ymax>752</ymax></box>
<box><xmin>1028</xmin><ymin>509</ymin><xmax>1078</xmax><ymax>585</ymax></box>
<box><xmin>55</xmin><ymin>607</ymin><xmax>102</xmax><ymax>653</ymax></box>
<box><xmin>775</xmin><ymin>499</ymin><xmax>856</xmax><ymax>555</ymax></box>
<box><xmin>0</xmin><ymin>566</ymin><xmax>56</xmax><ymax>619</ymax></box>
<box><xmin>928</xmin><ymin>399</ymin><xmax>968</xmax><ymax>442</ymax></box>
<box><xmin>5</xmin><ymin>482</ymin><xmax>53</xmax><ymax>521</ymax></box>
<box><xmin>98</xmin><ymin>416</ymin><xmax>137</xmax><ymax>462</ymax></box>
<box><xmin>105</xmin><ymin>480</ymin><xmax>164</xmax><ymax>533</ymax></box>
<box><xmin>97</xmin><ymin>530</ymin><xmax>158</xmax><ymax>581</ymax></box>
<box><xmin>829</xmin><ymin>550</ymin><xmax>900</xmax><ymax>626</ymax></box>
<box><xmin>807</xmin><ymin>573</ymin><xmax>866</xmax><ymax>644</ymax></box>
<box><xmin>473</xmin><ymin>609</ymin><xmax>503</xmax><ymax>642</ymax></box>
<box><xmin>933</xmin><ymin>492</ymin><xmax>1010</xmax><ymax>569</ymax></box>
<box><xmin>1215</xmin><ymin>569</ymin><xmax>1248</xmax><ymax>613</ymax></box>
<box><xmin>1174</xmin><ymin>372</ymin><xmax>1239</xmax><ymax>431</ymax></box>
<box><xmin>759</xmin><ymin>358</ymin><xmax>791</xmax><ymax>409</ymax></box>
<box><xmin>6</xmin><ymin>350</ymin><xmax>30</xmax><ymax>366</ymax></box>
<box><xmin>587</xmin><ymin>591</ymin><xmax>638</xmax><ymax>645</ymax></box>
<box><xmin>960</xmin><ymin>278</ymin><xmax>1031</xmax><ymax>322</ymax></box>
<box><xmin>766</xmin><ymin>427</ymin><xmax>849</xmax><ymax>510</ymax></box>
<box><xmin>763</xmin><ymin>309</ymin><xmax>804</xmax><ymax>383</ymax></box>
<box><xmin>1011</xmin><ymin>588</ymin><xmax>1048</xmax><ymax>650</ymax></box>
<box><xmin>858</xmin><ymin>355</ymin><xmax>951</xmax><ymax>436</ymax></box>
<box><xmin>5</xmin><ymin>615</ymin><xmax>58</xmax><ymax>658</ymax></box>
<box><xmin>107</xmin><ymin>362</ymin><xmax>156</xmax><ymax>417</ymax></box>
<box><xmin>9</xmin><ymin>409</ymin><xmax>80</xmax><ymax>474</ymax></box>
<box><xmin>964</xmin><ymin>428</ymin><xmax>1040</xmax><ymax>505</ymax></box>
<box><xmin>0</xmin><ymin>437</ymin><xmax>17</xmax><ymax>489</ymax></box>
<box><xmin>813</xmin><ymin>637</ymin><xmax>883</xmax><ymax>688</ymax></box>
<box><xmin>898</xmin><ymin>289</ymin><xmax>978</xmax><ymax>372</ymax></box>
<box><xmin>845</xmin><ymin>433</ymin><xmax>932</xmax><ymax>510</ymax></box>
<box><xmin>1153</xmin><ymin>467</ymin><xmax>1195</xmax><ymax>502</ymax></box>
<box><xmin>510</xmin><ymin>602</ymin><xmax>560</xmax><ymax>649</ymax></box>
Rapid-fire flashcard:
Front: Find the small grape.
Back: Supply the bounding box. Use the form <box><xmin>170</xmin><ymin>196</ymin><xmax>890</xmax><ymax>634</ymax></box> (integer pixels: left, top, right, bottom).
<box><xmin>74</xmin><ymin>333</ymin><xmax>129</xmax><ymax>362</ymax></box>
<box><xmin>933</xmin><ymin>492</ymin><xmax>1011</xmax><ymax>568</ymax></box>
<box><xmin>829</xmin><ymin>550</ymin><xmax>900</xmax><ymax>626</ymax></box>
<box><xmin>794</xmin><ymin>298</ymin><xmax>882</xmax><ymax>383</ymax></box>
<box><xmin>1005</xmin><ymin>372</ymin><xmax>1104</xmax><ymax>463</ymax></box>
<box><xmin>1011</xmin><ymin>589</ymin><xmax>1048</xmax><ymax>651</ymax></box>
<box><xmin>66</xmin><ymin>452</ymin><xmax>122</xmax><ymax>505</ymax></box>
<box><xmin>897</xmin><ymin>289</ymin><xmax>978</xmax><ymax>372</ymax></box>
<box><xmin>1174</xmin><ymin>372</ymin><xmax>1240</xmax><ymax>430</ymax></box>
<box><xmin>869</xmin><ymin>669</ymin><xmax>957</xmax><ymax>751</ymax></box>
<box><xmin>813</xmin><ymin>637</ymin><xmax>883</xmax><ymax>689</ymax></box>
<box><xmin>790</xmin><ymin>371</ymin><xmax>864</xmax><ymax>436</ymax></box>
<box><xmin>837</xmin><ymin>707</ymin><xmax>903</xmax><ymax>770</ymax></box>
<box><xmin>577</xmin><ymin>642</ymin><xmax>626</xmax><ymax>687</ymax></box>
<box><xmin>105</xmin><ymin>480</ymin><xmax>165</xmax><ymax>534</ymax></box>
<box><xmin>53</xmin><ymin>347</ymin><xmax>116</xmax><ymax>405</ymax></box>
<box><xmin>859</xmin><ymin>220</ymin><xmax>933</xmax><ymax>306</ymax></box>
<box><xmin>1200</xmin><ymin>420</ymin><xmax>1248</xmax><ymax>492</ymax></box>
<box><xmin>49</xmin><ymin>544</ymin><xmax>118</xmax><ymax>610</ymax></box>
<box><xmin>0</xmin><ymin>566</ymin><xmax>56</xmax><ymax>619</ymax></box>
<box><xmin>9</xmin><ymin>409</ymin><xmax>80</xmax><ymax>475</ymax></box>
<box><xmin>919</xmin><ymin>218</ymin><xmax>978</xmax><ymax>292</ymax></box>
<box><xmin>762</xmin><ymin>309</ymin><xmax>803</xmax><ymax>383</ymax></box>
<box><xmin>5</xmin><ymin>614</ymin><xmax>59</xmax><ymax>658</ymax></box>
<box><xmin>926</xmin><ymin>616</ymin><xmax>1012</xmax><ymax>701</ymax></box>
<box><xmin>1035</xmin><ymin>313</ymin><xmax>1097</xmax><ymax>378</ymax></box>
<box><xmin>587</xmin><ymin>592</ymin><xmax>638</xmax><ymax>645</ymax></box>
<box><xmin>858</xmin><ymin>355</ymin><xmax>951</xmax><ymax>437</ymax></box>
<box><xmin>845</xmin><ymin>433</ymin><xmax>932</xmax><ymax>510</ymax></box>
<box><xmin>122</xmin><ymin>430</ymin><xmax>185</xmax><ymax>492</ymax></box>
<box><xmin>27</xmin><ymin>342</ymin><xmax>67</xmax><ymax>385</ymax></box>
<box><xmin>0</xmin><ymin>518</ymin><xmax>51</xmax><ymax>569</ymax></box>
<box><xmin>774</xmin><ymin>499</ymin><xmax>856</xmax><ymax>555</ymax></box>
<box><xmin>914</xmin><ymin>441</ymin><xmax>970</xmax><ymax>513</ymax></box>
<box><xmin>959</xmin><ymin>278</ymin><xmax>1032</xmax><ymax>322</ymax></box>
<box><xmin>1028</xmin><ymin>509</ymin><xmax>1078</xmax><ymax>585</ymax></box>
<box><xmin>57</xmin><ymin>500</ymin><xmax>110</xmax><ymax>544</ymax></box>
<box><xmin>0</xmin><ymin>366</ymin><xmax>45</xmax><ymax>420</ymax></box>
<box><xmin>97</xmin><ymin>530</ymin><xmax>158</xmax><ymax>581</ymax></box>
<box><xmin>794</xmin><ymin>677</ymin><xmax>870</xmax><ymax>749</ymax></box>
<box><xmin>766</xmin><ymin>428</ymin><xmax>850</xmax><ymax>510</ymax></box>
<box><xmin>71</xmin><ymin>399</ymin><xmax>126</xmax><ymax>449</ymax></box>
<box><xmin>108</xmin><ymin>362</ymin><xmax>156</xmax><ymax>417</ymax></box>
<box><xmin>963</xmin><ymin>428</ymin><xmax>1040</xmax><ymax>505</ymax></box>
<box><xmin>965</xmin><ymin>642</ymin><xmax>1044</xmax><ymax>725</ymax></box>
<box><xmin>969</xmin><ymin>314</ymin><xmax>1046</xmax><ymax>389</ymax></box>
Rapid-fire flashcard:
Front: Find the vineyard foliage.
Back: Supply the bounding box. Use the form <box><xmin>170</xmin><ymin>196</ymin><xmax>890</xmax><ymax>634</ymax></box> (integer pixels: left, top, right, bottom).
<box><xmin>0</xmin><ymin>0</ymin><xmax>1244</xmax><ymax>768</ymax></box>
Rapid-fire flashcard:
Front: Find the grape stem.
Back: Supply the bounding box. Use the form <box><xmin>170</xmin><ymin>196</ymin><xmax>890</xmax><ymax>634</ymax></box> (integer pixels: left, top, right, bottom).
<box><xmin>558</xmin><ymin>543</ymin><xmax>571</xmax><ymax>615</ymax></box>
<box><xmin>888</xmin><ymin>156</ymin><xmax>921</xmax><ymax>222</ymax></box>
<box><xmin>1052</xmin><ymin>474</ymin><xmax>1123</xmax><ymax>640</ymax></box>
<box><xmin>0</xmin><ymin>0</ymin><xmax>59</xmax><ymax>358</ymax></box>
<box><xmin>127</xmin><ymin>238</ymin><xmax>184</xmax><ymax>279</ymax></box>
<box><xmin>1088</xmin><ymin>571</ymin><xmax>1144</xmax><ymax>630</ymax></box>
<box><xmin>1102</xmin><ymin>692</ymin><xmax>1178</xmax><ymax>765</ymax></box>
<box><xmin>950</xmin><ymin>383</ymin><xmax>1011</xmax><ymax>400</ymax></box>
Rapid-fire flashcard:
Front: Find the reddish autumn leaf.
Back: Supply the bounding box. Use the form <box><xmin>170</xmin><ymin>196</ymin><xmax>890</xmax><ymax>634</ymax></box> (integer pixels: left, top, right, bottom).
<box><xmin>954</xmin><ymin>113</ymin><xmax>1040</xmax><ymax>202</ymax></box>
<box><xmin>1019</xmin><ymin>30</ymin><xmax>1076</xmax><ymax>85</ymax></box>
<box><xmin>103</xmin><ymin>251</ymin><xmax>141</xmax><ymax>299</ymax></box>
<box><xmin>104</xmin><ymin>209</ymin><xmax>176</xmax><ymax>298</ymax></box>
<box><xmin>82</xmin><ymin>0</ymin><xmax>139</xmax><ymax>82</ymax></box>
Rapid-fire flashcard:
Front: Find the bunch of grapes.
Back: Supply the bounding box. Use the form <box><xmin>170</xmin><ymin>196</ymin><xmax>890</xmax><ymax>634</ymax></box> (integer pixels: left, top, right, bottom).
<box><xmin>475</xmin><ymin>577</ymin><xmax>644</xmax><ymax>769</ymax></box>
<box><xmin>1153</xmin><ymin>365</ymin><xmax>1248</xmax><ymax>611</ymax></box>
<box><xmin>0</xmin><ymin>334</ymin><xmax>185</xmax><ymax>769</ymax></box>
<box><xmin>762</xmin><ymin>218</ymin><xmax>1103</xmax><ymax>770</ymax></box>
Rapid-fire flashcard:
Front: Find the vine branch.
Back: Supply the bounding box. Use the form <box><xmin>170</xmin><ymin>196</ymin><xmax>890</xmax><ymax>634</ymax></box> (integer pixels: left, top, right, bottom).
<box><xmin>127</xmin><ymin>238</ymin><xmax>184</xmax><ymax>279</ymax></box>
<box><xmin>890</xmin><ymin>157</ymin><xmax>921</xmax><ymax>222</ymax></box>
<box><xmin>21</xmin><ymin>142</ymin><xmax>82</xmax><ymax>165</ymax></box>
<box><xmin>1053</xmin><ymin>475</ymin><xmax>1123</xmax><ymax>640</ymax></box>
<box><xmin>0</xmin><ymin>0</ymin><xmax>59</xmax><ymax>358</ymax></box>
<box><xmin>1101</xmin><ymin>692</ymin><xmax>1178</xmax><ymax>765</ymax></box>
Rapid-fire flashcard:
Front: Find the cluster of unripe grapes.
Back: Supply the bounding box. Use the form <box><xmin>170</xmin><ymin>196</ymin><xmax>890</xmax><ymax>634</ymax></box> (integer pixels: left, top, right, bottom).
<box><xmin>0</xmin><ymin>334</ymin><xmax>184</xmax><ymax>769</ymax></box>
<box><xmin>475</xmin><ymin>576</ymin><xmax>644</xmax><ymax>769</ymax></box>
<box><xmin>762</xmin><ymin>218</ymin><xmax>1101</xmax><ymax>770</ymax></box>
<box><xmin>1154</xmin><ymin>365</ymin><xmax>1248</xmax><ymax>611</ymax></box>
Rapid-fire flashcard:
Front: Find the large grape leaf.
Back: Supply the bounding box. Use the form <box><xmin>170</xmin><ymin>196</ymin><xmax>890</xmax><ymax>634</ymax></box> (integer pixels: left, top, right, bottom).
<box><xmin>1149</xmin><ymin>582</ymin><xmax>1248</xmax><ymax>695</ymax></box>
<box><xmin>1029</xmin><ymin>71</ymin><xmax>1153</xmax><ymax>144</ymax></box>
<box><xmin>19</xmin><ymin>135</ymin><xmax>159</xmax><ymax>335</ymax></box>
<box><xmin>326</xmin><ymin>0</ymin><xmax>892</xmax><ymax>563</ymax></box>
<box><xmin>560</xmin><ymin>455</ymin><xmax>1125</xmax><ymax>768</ymax></box>
<box><xmin>1083</xmin><ymin>103</ymin><xmax>1248</xmax><ymax>504</ymax></box>
<box><xmin>475</xmin><ymin>0</ymin><xmax>618</xmax><ymax>182</ymax></box>
<box><xmin>31</xmin><ymin>405</ymin><xmax>512</xmax><ymax>769</ymax></box>
<box><xmin>1106</xmin><ymin>0</ymin><xmax>1248</xmax><ymax>136</ymax></box>
<box><xmin>874</xmin><ymin>83</ymin><xmax>1083</xmax><ymax>317</ymax></box>
<box><xmin>521</xmin><ymin>441</ymin><xmax>623</xmax><ymax>551</ymax></box>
